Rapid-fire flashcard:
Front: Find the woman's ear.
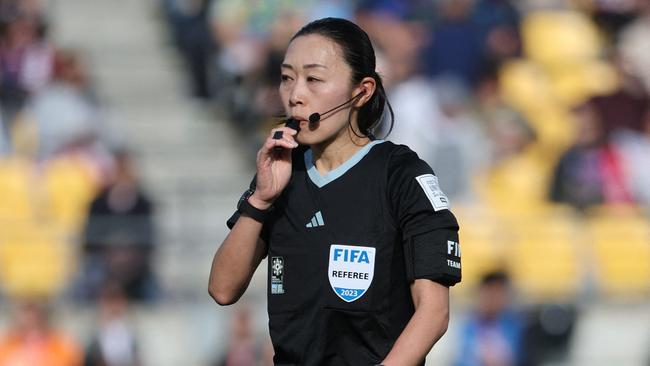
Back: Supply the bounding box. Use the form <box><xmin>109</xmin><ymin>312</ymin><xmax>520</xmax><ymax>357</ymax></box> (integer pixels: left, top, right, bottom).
<box><xmin>354</xmin><ymin>76</ymin><xmax>377</xmax><ymax>107</ymax></box>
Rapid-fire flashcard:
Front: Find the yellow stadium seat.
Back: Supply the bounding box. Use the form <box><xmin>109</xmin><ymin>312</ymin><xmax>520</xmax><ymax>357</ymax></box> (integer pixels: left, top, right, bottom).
<box><xmin>507</xmin><ymin>215</ymin><xmax>583</xmax><ymax>301</ymax></box>
<box><xmin>500</xmin><ymin>59</ymin><xmax>557</xmax><ymax>115</ymax></box>
<box><xmin>586</xmin><ymin>212</ymin><xmax>650</xmax><ymax>299</ymax></box>
<box><xmin>522</xmin><ymin>10</ymin><xmax>601</xmax><ymax>69</ymax></box>
<box><xmin>519</xmin><ymin>10</ymin><xmax>616</xmax><ymax>108</ymax></box>
<box><xmin>525</xmin><ymin>106</ymin><xmax>576</xmax><ymax>157</ymax></box>
<box><xmin>476</xmin><ymin>148</ymin><xmax>552</xmax><ymax>215</ymax></box>
<box><xmin>549</xmin><ymin>60</ymin><xmax>619</xmax><ymax>107</ymax></box>
<box><xmin>456</xmin><ymin>217</ymin><xmax>505</xmax><ymax>292</ymax></box>
<box><xmin>499</xmin><ymin>61</ymin><xmax>577</xmax><ymax>154</ymax></box>
<box><xmin>0</xmin><ymin>222</ymin><xmax>76</xmax><ymax>298</ymax></box>
<box><xmin>580</xmin><ymin>60</ymin><xmax>619</xmax><ymax>96</ymax></box>
<box><xmin>43</xmin><ymin>156</ymin><xmax>99</xmax><ymax>233</ymax></box>
<box><xmin>0</xmin><ymin>158</ymin><xmax>39</xmax><ymax>222</ymax></box>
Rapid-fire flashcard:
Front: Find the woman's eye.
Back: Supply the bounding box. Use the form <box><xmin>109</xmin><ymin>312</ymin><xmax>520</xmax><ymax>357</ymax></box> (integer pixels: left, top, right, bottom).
<box><xmin>281</xmin><ymin>75</ymin><xmax>292</xmax><ymax>82</ymax></box>
<box><xmin>306</xmin><ymin>76</ymin><xmax>321</xmax><ymax>82</ymax></box>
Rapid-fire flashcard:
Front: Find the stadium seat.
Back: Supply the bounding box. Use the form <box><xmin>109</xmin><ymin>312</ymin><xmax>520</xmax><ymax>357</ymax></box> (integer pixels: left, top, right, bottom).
<box><xmin>507</xmin><ymin>213</ymin><xmax>583</xmax><ymax>301</ymax></box>
<box><xmin>522</xmin><ymin>10</ymin><xmax>601</xmax><ymax>69</ymax></box>
<box><xmin>476</xmin><ymin>149</ymin><xmax>552</xmax><ymax>215</ymax></box>
<box><xmin>499</xmin><ymin>59</ymin><xmax>555</xmax><ymax>115</ymax></box>
<box><xmin>499</xmin><ymin>63</ymin><xmax>579</xmax><ymax>160</ymax></box>
<box><xmin>0</xmin><ymin>222</ymin><xmax>75</xmax><ymax>298</ymax></box>
<box><xmin>521</xmin><ymin>10</ymin><xmax>618</xmax><ymax>106</ymax></box>
<box><xmin>42</xmin><ymin>155</ymin><xmax>99</xmax><ymax>232</ymax></box>
<box><xmin>456</xmin><ymin>213</ymin><xmax>505</xmax><ymax>292</ymax></box>
<box><xmin>0</xmin><ymin>157</ymin><xmax>39</xmax><ymax>222</ymax></box>
<box><xmin>548</xmin><ymin>59</ymin><xmax>618</xmax><ymax>107</ymax></box>
<box><xmin>586</xmin><ymin>211</ymin><xmax>650</xmax><ymax>299</ymax></box>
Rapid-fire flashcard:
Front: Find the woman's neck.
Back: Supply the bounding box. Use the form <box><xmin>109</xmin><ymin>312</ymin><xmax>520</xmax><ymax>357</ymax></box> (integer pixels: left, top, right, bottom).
<box><xmin>311</xmin><ymin>130</ymin><xmax>371</xmax><ymax>174</ymax></box>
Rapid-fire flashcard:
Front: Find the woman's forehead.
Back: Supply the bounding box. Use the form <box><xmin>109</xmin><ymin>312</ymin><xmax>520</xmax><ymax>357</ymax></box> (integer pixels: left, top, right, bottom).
<box><xmin>282</xmin><ymin>34</ymin><xmax>345</xmax><ymax>70</ymax></box>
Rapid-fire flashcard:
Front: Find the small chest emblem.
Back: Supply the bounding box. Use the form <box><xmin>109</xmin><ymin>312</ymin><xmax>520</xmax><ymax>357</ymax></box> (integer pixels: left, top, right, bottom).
<box><xmin>328</xmin><ymin>245</ymin><xmax>375</xmax><ymax>302</ymax></box>
<box><xmin>271</xmin><ymin>256</ymin><xmax>284</xmax><ymax>294</ymax></box>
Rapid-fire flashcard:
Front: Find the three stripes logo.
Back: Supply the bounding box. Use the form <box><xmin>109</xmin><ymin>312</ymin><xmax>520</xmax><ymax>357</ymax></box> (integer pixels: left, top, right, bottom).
<box><xmin>306</xmin><ymin>211</ymin><xmax>325</xmax><ymax>228</ymax></box>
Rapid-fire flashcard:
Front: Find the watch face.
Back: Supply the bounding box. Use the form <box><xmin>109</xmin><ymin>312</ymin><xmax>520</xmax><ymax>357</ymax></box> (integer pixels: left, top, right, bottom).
<box><xmin>237</xmin><ymin>189</ymin><xmax>254</xmax><ymax>210</ymax></box>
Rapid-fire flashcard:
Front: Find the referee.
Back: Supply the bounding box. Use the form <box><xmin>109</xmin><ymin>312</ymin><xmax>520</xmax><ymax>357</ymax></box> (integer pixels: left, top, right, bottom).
<box><xmin>209</xmin><ymin>17</ymin><xmax>462</xmax><ymax>366</ymax></box>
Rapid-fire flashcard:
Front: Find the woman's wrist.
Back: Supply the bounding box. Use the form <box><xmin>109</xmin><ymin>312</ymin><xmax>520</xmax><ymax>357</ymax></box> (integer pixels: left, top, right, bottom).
<box><xmin>248</xmin><ymin>193</ymin><xmax>273</xmax><ymax>211</ymax></box>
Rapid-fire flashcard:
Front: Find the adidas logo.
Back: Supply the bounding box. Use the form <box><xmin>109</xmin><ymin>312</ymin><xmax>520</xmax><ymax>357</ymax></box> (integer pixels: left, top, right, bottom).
<box><xmin>306</xmin><ymin>211</ymin><xmax>325</xmax><ymax>228</ymax></box>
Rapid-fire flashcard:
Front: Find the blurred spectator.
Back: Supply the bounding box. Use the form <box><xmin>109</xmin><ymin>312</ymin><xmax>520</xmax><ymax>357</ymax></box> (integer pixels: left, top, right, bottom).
<box><xmin>207</xmin><ymin>1</ymin><xmax>305</xmax><ymax>135</ymax></box>
<box><xmin>161</xmin><ymin>0</ymin><xmax>214</xmax><ymax>99</ymax></box>
<box><xmin>588</xmin><ymin>54</ymin><xmax>649</xmax><ymax>137</ymax></box>
<box><xmin>520</xmin><ymin>304</ymin><xmax>576</xmax><ymax>366</ymax></box>
<box><xmin>550</xmin><ymin>100</ymin><xmax>632</xmax><ymax>209</ymax></box>
<box><xmin>611</xmin><ymin>109</ymin><xmax>650</xmax><ymax>206</ymax></box>
<box><xmin>76</xmin><ymin>150</ymin><xmax>158</xmax><ymax>302</ymax></box>
<box><xmin>618</xmin><ymin>0</ymin><xmax>650</xmax><ymax>94</ymax></box>
<box><xmin>0</xmin><ymin>299</ymin><xmax>83</xmax><ymax>366</ymax></box>
<box><xmin>27</xmin><ymin>49</ymin><xmax>107</xmax><ymax>159</ymax></box>
<box><xmin>472</xmin><ymin>0</ymin><xmax>521</xmax><ymax>62</ymax></box>
<box><xmin>378</xmin><ymin>8</ymin><xmax>491</xmax><ymax>202</ymax></box>
<box><xmin>356</xmin><ymin>0</ymin><xmax>433</xmax><ymax>77</ymax></box>
<box><xmin>585</xmin><ymin>0</ymin><xmax>640</xmax><ymax>39</ymax></box>
<box><xmin>473</xmin><ymin>63</ymin><xmax>536</xmax><ymax>164</ymax></box>
<box><xmin>388</xmin><ymin>76</ymin><xmax>490</xmax><ymax>201</ymax></box>
<box><xmin>386</xmin><ymin>75</ymin><xmax>442</xmax><ymax>153</ymax></box>
<box><xmin>375</xmin><ymin>4</ymin><xmax>443</xmax><ymax>158</ymax></box>
<box><xmin>454</xmin><ymin>271</ymin><xmax>523</xmax><ymax>366</ymax></box>
<box><xmin>214</xmin><ymin>306</ymin><xmax>260</xmax><ymax>366</ymax></box>
<box><xmin>421</xmin><ymin>0</ymin><xmax>485</xmax><ymax>88</ymax></box>
<box><xmin>475</xmin><ymin>100</ymin><xmax>545</xmax><ymax>213</ymax></box>
<box><xmin>434</xmin><ymin>78</ymin><xmax>491</xmax><ymax>201</ymax></box>
<box><xmin>84</xmin><ymin>282</ymin><xmax>141</xmax><ymax>366</ymax></box>
<box><xmin>484</xmin><ymin>104</ymin><xmax>535</xmax><ymax>165</ymax></box>
<box><xmin>0</xmin><ymin>8</ymin><xmax>53</xmax><ymax>149</ymax></box>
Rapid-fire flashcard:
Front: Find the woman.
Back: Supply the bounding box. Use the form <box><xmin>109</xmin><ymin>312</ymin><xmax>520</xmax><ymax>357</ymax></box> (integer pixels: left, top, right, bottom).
<box><xmin>209</xmin><ymin>17</ymin><xmax>461</xmax><ymax>366</ymax></box>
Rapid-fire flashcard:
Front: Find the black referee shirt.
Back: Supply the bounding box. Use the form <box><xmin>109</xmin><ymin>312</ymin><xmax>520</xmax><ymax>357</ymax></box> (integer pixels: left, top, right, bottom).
<box><xmin>228</xmin><ymin>140</ymin><xmax>461</xmax><ymax>366</ymax></box>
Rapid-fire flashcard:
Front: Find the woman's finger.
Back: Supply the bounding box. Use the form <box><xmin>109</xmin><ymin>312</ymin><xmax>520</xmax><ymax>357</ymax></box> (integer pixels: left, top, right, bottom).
<box><xmin>261</xmin><ymin>136</ymin><xmax>297</xmax><ymax>154</ymax></box>
<box><xmin>269</xmin><ymin>127</ymin><xmax>298</xmax><ymax>139</ymax></box>
<box><xmin>264</xmin><ymin>128</ymin><xmax>298</xmax><ymax>152</ymax></box>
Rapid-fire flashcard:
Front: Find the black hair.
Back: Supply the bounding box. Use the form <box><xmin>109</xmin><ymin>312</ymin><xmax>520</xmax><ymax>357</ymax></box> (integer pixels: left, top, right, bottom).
<box><xmin>480</xmin><ymin>270</ymin><xmax>510</xmax><ymax>287</ymax></box>
<box><xmin>291</xmin><ymin>17</ymin><xmax>394</xmax><ymax>138</ymax></box>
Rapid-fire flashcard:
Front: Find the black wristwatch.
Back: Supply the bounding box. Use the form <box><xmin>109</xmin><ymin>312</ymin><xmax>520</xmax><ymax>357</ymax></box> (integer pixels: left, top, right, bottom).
<box><xmin>237</xmin><ymin>188</ymin><xmax>272</xmax><ymax>223</ymax></box>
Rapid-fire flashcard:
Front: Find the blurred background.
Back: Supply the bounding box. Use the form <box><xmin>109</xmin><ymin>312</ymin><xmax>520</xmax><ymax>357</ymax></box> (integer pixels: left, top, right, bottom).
<box><xmin>0</xmin><ymin>0</ymin><xmax>649</xmax><ymax>365</ymax></box>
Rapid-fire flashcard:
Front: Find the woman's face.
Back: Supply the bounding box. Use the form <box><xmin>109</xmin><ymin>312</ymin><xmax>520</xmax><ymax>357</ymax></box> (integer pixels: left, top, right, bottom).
<box><xmin>279</xmin><ymin>34</ymin><xmax>358</xmax><ymax>145</ymax></box>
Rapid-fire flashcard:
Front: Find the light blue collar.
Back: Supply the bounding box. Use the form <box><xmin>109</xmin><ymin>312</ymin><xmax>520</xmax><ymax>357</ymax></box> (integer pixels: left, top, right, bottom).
<box><xmin>304</xmin><ymin>140</ymin><xmax>385</xmax><ymax>188</ymax></box>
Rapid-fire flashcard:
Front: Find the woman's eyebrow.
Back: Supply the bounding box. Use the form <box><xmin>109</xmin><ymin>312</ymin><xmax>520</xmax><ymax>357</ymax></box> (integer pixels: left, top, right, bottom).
<box><xmin>281</xmin><ymin>63</ymin><xmax>327</xmax><ymax>70</ymax></box>
<box><xmin>303</xmin><ymin>63</ymin><xmax>327</xmax><ymax>70</ymax></box>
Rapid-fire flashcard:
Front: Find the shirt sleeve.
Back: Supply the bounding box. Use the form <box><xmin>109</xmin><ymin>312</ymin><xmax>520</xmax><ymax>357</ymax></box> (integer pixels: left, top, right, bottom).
<box><xmin>387</xmin><ymin>146</ymin><xmax>462</xmax><ymax>286</ymax></box>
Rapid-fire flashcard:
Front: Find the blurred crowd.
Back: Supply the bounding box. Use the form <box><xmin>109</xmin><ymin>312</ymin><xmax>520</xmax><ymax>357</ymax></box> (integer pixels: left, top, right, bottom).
<box><xmin>164</xmin><ymin>0</ymin><xmax>650</xmax><ymax>212</ymax></box>
<box><xmin>0</xmin><ymin>0</ymin><xmax>156</xmax><ymax>364</ymax></box>
<box><xmin>1</xmin><ymin>0</ymin><xmax>650</xmax><ymax>365</ymax></box>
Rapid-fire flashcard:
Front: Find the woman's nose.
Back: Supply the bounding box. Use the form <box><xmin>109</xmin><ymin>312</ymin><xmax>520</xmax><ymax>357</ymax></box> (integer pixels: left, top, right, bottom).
<box><xmin>289</xmin><ymin>82</ymin><xmax>306</xmax><ymax>107</ymax></box>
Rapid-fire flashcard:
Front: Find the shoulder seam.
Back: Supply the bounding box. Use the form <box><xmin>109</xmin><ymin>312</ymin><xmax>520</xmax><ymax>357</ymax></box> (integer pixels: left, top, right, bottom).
<box><xmin>384</xmin><ymin>143</ymin><xmax>403</xmax><ymax>230</ymax></box>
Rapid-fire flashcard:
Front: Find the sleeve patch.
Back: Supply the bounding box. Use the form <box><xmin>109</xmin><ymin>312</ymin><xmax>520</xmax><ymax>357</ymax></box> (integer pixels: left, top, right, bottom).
<box><xmin>415</xmin><ymin>174</ymin><xmax>450</xmax><ymax>211</ymax></box>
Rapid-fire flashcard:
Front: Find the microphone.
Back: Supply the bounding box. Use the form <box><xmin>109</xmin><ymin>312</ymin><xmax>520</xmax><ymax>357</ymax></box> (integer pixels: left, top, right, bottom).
<box><xmin>272</xmin><ymin>90</ymin><xmax>365</xmax><ymax>150</ymax></box>
<box><xmin>308</xmin><ymin>90</ymin><xmax>365</xmax><ymax>124</ymax></box>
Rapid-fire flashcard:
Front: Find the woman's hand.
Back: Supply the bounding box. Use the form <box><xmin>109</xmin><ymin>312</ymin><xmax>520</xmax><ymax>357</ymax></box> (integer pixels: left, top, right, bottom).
<box><xmin>250</xmin><ymin>127</ymin><xmax>298</xmax><ymax>209</ymax></box>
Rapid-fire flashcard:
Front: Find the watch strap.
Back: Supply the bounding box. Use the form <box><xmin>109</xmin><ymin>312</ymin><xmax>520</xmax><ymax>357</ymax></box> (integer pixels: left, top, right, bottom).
<box><xmin>238</xmin><ymin>195</ymin><xmax>272</xmax><ymax>223</ymax></box>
